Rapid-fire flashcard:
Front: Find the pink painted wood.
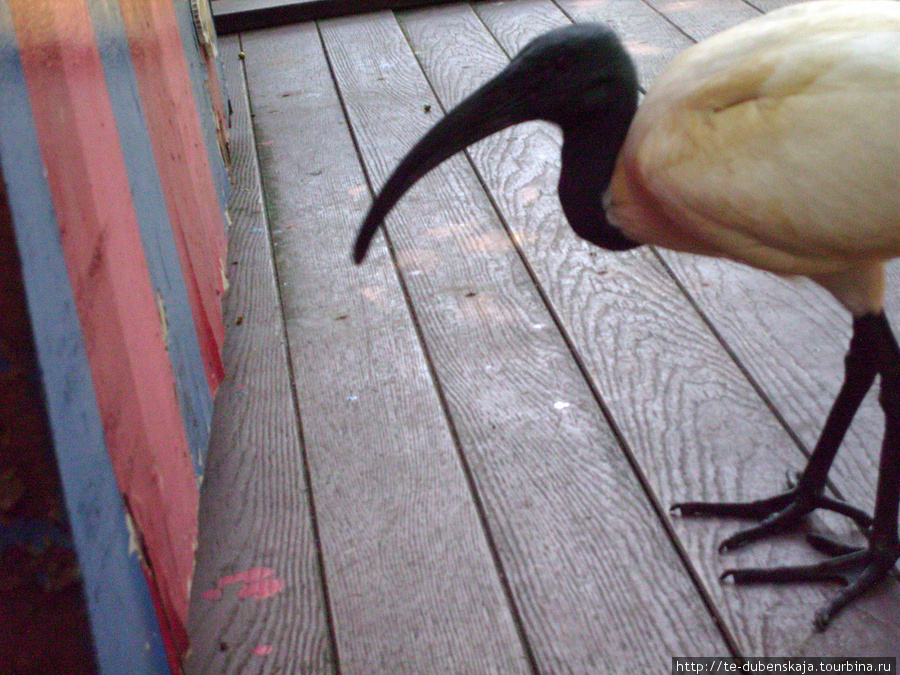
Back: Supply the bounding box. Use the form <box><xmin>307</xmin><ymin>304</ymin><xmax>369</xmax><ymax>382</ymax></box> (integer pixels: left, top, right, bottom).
<box><xmin>120</xmin><ymin>0</ymin><xmax>228</xmax><ymax>394</ymax></box>
<box><xmin>9</xmin><ymin>0</ymin><xmax>203</xmax><ymax>663</ymax></box>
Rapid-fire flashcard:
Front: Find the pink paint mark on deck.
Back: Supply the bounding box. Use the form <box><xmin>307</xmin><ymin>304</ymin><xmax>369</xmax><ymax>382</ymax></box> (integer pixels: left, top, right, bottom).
<box><xmin>202</xmin><ymin>567</ymin><xmax>284</xmax><ymax>601</ymax></box>
<box><xmin>238</xmin><ymin>576</ymin><xmax>285</xmax><ymax>600</ymax></box>
<box><xmin>252</xmin><ymin>644</ymin><xmax>274</xmax><ymax>656</ymax></box>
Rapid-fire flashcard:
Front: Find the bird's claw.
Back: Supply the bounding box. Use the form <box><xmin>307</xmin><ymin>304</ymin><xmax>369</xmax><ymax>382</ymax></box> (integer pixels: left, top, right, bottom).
<box><xmin>670</xmin><ymin>490</ymin><xmax>796</xmax><ymax>521</ymax></box>
<box><xmin>716</xmin><ymin>501</ymin><xmax>808</xmax><ymax>553</ymax></box>
<box><xmin>671</xmin><ymin>482</ymin><xmax>873</xmax><ymax>552</ymax></box>
<box><xmin>671</xmin><ymin>471</ymin><xmax>800</xmax><ymax>521</ymax></box>
<box><xmin>720</xmin><ymin>551</ymin><xmax>861</xmax><ymax>587</ymax></box>
<box><xmin>721</xmin><ymin>544</ymin><xmax>900</xmax><ymax>630</ymax></box>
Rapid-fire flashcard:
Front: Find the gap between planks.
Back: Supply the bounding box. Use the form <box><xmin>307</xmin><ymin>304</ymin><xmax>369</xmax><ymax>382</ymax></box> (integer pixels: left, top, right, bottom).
<box><xmin>242</xmin><ymin>20</ymin><xmax>538</xmax><ymax>674</ymax></box>
<box><xmin>186</xmin><ymin>34</ymin><xmax>334</xmax><ymax>674</ymax></box>
<box><xmin>321</xmin><ymin>5</ymin><xmax>732</xmax><ymax>667</ymax></box>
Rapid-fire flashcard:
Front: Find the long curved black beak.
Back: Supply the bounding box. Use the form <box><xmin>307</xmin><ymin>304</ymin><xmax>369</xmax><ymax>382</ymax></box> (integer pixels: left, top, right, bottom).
<box><xmin>353</xmin><ymin>63</ymin><xmax>534</xmax><ymax>264</ymax></box>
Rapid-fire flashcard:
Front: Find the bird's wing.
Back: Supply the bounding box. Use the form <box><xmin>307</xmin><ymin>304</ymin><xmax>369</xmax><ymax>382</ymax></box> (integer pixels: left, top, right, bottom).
<box><xmin>626</xmin><ymin>1</ymin><xmax>900</xmax><ymax>277</ymax></box>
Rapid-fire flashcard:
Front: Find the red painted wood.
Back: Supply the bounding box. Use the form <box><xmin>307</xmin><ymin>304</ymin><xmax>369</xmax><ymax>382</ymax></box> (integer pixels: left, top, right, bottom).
<box><xmin>119</xmin><ymin>0</ymin><xmax>227</xmax><ymax>394</ymax></box>
<box><xmin>9</xmin><ymin>0</ymin><xmax>200</xmax><ymax>663</ymax></box>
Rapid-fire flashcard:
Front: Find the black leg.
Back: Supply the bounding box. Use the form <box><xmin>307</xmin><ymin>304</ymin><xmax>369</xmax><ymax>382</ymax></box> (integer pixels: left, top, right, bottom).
<box><xmin>807</xmin><ymin>317</ymin><xmax>900</xmax><ymax>628</ymax></box>
<box><xmin>674</xmin><ymin>312</ymin><xmax>900</xmax><ymax>629</ymax></box>
<box><xmin>672</xmin><ymin>314</ymin><xmax>883</xmax><ymax>550</ymax></box>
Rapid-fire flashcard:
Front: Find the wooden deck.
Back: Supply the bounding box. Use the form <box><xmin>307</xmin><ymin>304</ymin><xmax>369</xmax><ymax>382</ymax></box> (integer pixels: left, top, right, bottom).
<box><xmin>187</xmin><ymin>1</ymin><xmax>900</xmax><ymax>672</ymax></box>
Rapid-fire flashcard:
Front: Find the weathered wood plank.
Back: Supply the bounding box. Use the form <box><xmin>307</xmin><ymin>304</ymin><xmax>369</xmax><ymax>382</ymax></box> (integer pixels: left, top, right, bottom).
<box><xmin>743</xmin><ymin>0</ymin><xmax>807</xmax><ymax>12</ymax></box>
<box><xmin>643</xmin><ymin>0</ymin><xmax>759</xmax><ymax>42</ymax></box>
<box><xmin>186</xmin><ymin>35</ymin><xmax>334</xmax><ymax>674</ymax></box>
<box><xmin>471</xmin><ymin>0</ymin><xmax>570</xmax><ymax>55</ymax></box>
<box><xmin>322</xmin><ymin>9</ymin><xmax>729</xmax><ymax>671</ymax></box>
<box><xmin>400</xmin><ymin>0</ymin><xmax>900</xmax><ymax>654</ymax></box>
<box><xmin>241</xmin><ymin>22</ymin><xmax>532</xmax><ymax>674</ymax></box>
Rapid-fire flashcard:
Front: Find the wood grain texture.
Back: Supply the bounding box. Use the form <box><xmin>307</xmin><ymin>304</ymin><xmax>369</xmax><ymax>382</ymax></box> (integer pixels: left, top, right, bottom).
<box><xmin>642</xmin><ymin>0</ymin><xmax>759</xmax><ymax>41</ymax></box>
<box><xmin>322</xmin><ymin>9</ymin><xmax>729</xmax><ymax>671</ymax></box>
<box><xmin>469</xmin><ymin>0</ymin><xmax>570</xmax><ymax>55</ymax></box>
<box><xmin>242</xmin><ymin>22</ymin><xmax>531</xmax><ymax>674</ymax></box>
<box><xmin>399</xmin><ymin>0</ymin><xmax>900</xmax><ymax>655</ymax></box>
<box><xmin>742</xmin><ymin>0</ymin><xmax>809</xmax><ymax>12</ymax></box>
<box><xmin>186</xmin><ymin>35</ymin><xmax>333</xmax><ymax>675</ymax></box>
<box><xmin>554</xmin><ymin>0</ymin><xmax>691</xmax><ymax>86</ymax></box>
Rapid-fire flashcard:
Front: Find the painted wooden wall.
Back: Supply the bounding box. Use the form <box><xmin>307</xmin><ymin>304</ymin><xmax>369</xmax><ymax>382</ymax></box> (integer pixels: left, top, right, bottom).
<box><xmin>0</xmin><ymin>0</ymin><xmax>229</xmax><ymax>672</ymax></box>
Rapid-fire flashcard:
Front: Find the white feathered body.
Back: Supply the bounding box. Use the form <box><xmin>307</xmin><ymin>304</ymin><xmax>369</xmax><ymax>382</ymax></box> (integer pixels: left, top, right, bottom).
<box><xmin>605</xmin><ymin>1</ymin><xmax>900</xmax><ymax>314</ymax></box>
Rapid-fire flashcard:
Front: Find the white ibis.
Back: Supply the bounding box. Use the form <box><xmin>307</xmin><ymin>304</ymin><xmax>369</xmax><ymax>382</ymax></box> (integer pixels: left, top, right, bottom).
<box><xmin>353</xmin><ymin>1</ymin><xmax>900</xmax><ymax>629</ymax></box>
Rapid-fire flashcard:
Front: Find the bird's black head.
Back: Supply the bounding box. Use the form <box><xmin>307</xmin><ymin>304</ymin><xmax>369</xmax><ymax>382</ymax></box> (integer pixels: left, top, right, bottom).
<box><xmin>502</xmin><ymin>24</ymin><xmax>638</xmax><ymax>128</ymax></box>
<box><xmin>353</xmin><ymin>23</ymin><xmax>640</xmax><ymax>263</ymax></box>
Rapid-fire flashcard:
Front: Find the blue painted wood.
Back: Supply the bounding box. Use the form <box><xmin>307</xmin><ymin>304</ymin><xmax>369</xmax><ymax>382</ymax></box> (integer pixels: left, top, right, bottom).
<box><xmin>89</xmin><ymin>0</ymin><xmax>213</xmax><ymax>478</ymax></box>
<box><xmin>0</xmin><ymin>5</ymin><xmax>171</xmax><ymax>673</ymax></box>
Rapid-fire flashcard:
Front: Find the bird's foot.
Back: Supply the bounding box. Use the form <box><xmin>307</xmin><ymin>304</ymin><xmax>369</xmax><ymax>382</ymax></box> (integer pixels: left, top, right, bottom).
<box><xmin>721</xmin><ymin>540</ymin><xmax>900</xmax><ymax>630</ymax></box>
<box><xmin>671</xmin><ymin>475</ymin><xmax>872</xmax><ymax>553</ymax></box>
